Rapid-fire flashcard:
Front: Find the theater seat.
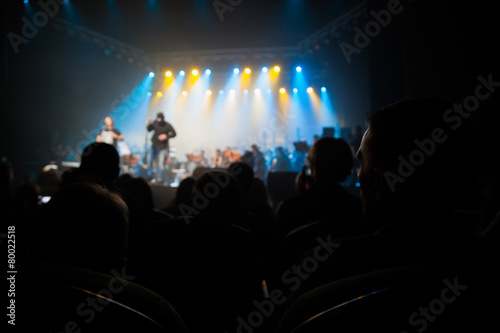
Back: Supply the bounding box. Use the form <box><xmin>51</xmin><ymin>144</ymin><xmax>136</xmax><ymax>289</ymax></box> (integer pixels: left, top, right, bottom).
<box><xmin>6</xmin><ymin>261</ymin><xmax>189</xmax><ymax>332</ymax></box>
<box><xmin>276</xmin><ymin>262</ymin><xmax>498</xmax><ymax>333</ymax></box>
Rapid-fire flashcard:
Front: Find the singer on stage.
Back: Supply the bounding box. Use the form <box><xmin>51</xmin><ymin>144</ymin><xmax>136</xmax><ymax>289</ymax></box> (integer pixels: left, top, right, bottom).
<box><xmin>96</xmin><ymin>116</ymin><xmax>124</xmax><ymax>148</ymax></box>
<box><xmin>146</xmin><ymin>112</ymin><xmax>176</xmax><ymax>184</ymax></box>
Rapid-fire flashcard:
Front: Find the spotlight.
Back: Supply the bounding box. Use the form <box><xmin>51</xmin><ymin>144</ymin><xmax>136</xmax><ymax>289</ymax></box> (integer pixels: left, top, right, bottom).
<box><xmin>243</xmin><ymin>89</ymin><xmax>249</xmax><ymax>94</ymax></box>
<box><xmin>165</xmin><ymin>71</ymin><xmax>172</xmax><ymax>77</ymax></box>
<box><xmin>244</xmin><ymin>68</ymin><xmax>251</xmax><ymax>74</ymax></box>
<box><xmin>307</xmin><ymin>87</ymin><xmax>313</xmax><ymax>93</ymax></box>
<box><xmin>296</xmin><ymin>66</ymin><xmax>302</xmax><ymax>73</ymax></box>
<box><xmin>219</xmin><ymin>90</ymin><xmax>224</xmax><ymax>95</ymax></box>
<box><xmin>279</xmin><ymin>88</ymin><xmax>286</xmax><ymax>94</ymax></box>
<box><xmin>179</xmin><ymin>70</ymin><xmax>185</xmax><ymax>76</ymax></box>
<box><xmin>182</xmin><ymin>91</ymin><xmax>188</xmax><ymax>96</ymax></box>
<box><xmin>262</xmin><ymin>67</ymin><xmax>268</xmax><ymax>73</ymax></box>
<box><xmin>147</xmin><ymin>92</ymin><xmax>152</xmax><ymax>97</ymax></box>
<box><xmin>206</xmin><ymin>90</ymin><xmax>212</xmax><ymax>95</ymax></box>
<box><xmin>233</xmin><ymin>68</ymin><xmax>240</xmax><ymax>74</ymax></box>
<box><xmin>273</xmin><ymin>66</ymin><xmax>280</xmax><ymax>73</ymax></box>
<box><xmin>229</xmin><ymin>89</ymin><xmax>236</xmax><ymax>95</ymax></box>
<box><xmin>205</xmin><ymin>69</ymin><xmax>211</xmax><ymax>75</ymax></box>
<box><xmin>192</xmin><ymin>69</ymin><xmax>199</xmax><ymax>76</ymax></box>
<box><xmin>149</xmin><ymin>72</ymin><xmax>155</xmax><ymax>77</ymax></box>
<box><xmin>321</xmin><ymin>87</ymin><xmax>327</xmax><ymax>92</ymax></box>
<box><xmin>267</xmin><ymin>89</ymin><xmax>272</xmax><ymax>94</ymax></box>
<box><xmin>157</xmin><ymin>92</ymin><xmax>162</xmax><ymax>97</ymax></box>
<box><xmin>292</xmin><ymin>88</ymin><xmax>298</xmax><ymax>93</ymax></box>
<box><xmin>24</xmin><ymin>0</ymin><xmax>29</xmax><ymax>3</ymax></box>
<box><xmin>254</xmin><ymin>88</ymin><xmax>261</xmax><ymax>95</ymax></box>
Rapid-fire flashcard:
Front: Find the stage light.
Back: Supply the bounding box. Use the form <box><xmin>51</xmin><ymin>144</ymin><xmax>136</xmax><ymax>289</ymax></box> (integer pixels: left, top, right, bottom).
<box><xmin>179</xmin><ymin>70</ymin><xmax>185</xmax><ymax>76</ymax></box>
<box><xmin>219</xmin><ymin>89</ymin><xmax>224</xmax><ymax>95</ymax></box>
<box><xmin>165</xmin><ymin>71</ymin><xmax>172</xmax><ymax>77</ymax></box>
<box><xmin>243</xmin><ymin>89</ymin><xmax>249</xmax><ymax>94</ymax></box>
<box><xmin>254</xmin><ymin>88</ymin><xmax>261</xmax><ymax>95</ymax></box>
<box><xmin>205</xmin><ymin>69</ymin><xmax>211</xmax><ymax>75</ymax></box>
<box><xmin>279</xmin><ymin>88</ymin><xmax>286</xmax><ymax>94</ymax></box>
<box><xmin>273</xmin><ymin>66</ymin><xmax>280</xmax><ymax>73</ymax></box>
<box><xmin>262</xmin><ymin>67</ymin><xmax>268</xmax><ymax>73</ymax></box>
<box><xmin>293</xmin><ymin>88</ymin><xmax>298</xmax><ymax>93</ymax></box>
<box><xmin>147</xmin><ymin>92</ymin><xmax>152</xmax><ymax>97</ymax></box>
<box><xmin>296</xmin><ymin>66</ymin><xmax>302</xmax><ymax>73</ymax></box>
<box><xmin>321</xmin><ymin>87</ymin><xmax>327</xmax><ymax>92</ymax></box>
<box><xmin>206</xmin><ymin>90</ymin><xmax>212</xmax><ymax>95</ymax></box>
<box><xmin>267</xmin><ymin>89</ymin><xmax>272</xmax><ymax>94</ymax></box>
<box><xmin>307</xmin><ymin>87</ymin><xmax>313</xmax><ymax>93</ymax></box>
<box><xmin>229</xmin><ymin>89</ymin><xmax>236</xmax><ymax>95</ymax></box>
<box><xmin>233</xmin><ymin>68</ymin><xmax>240</xmax><ymax>74</ymax></box>
<box><xmin>149</xmin><ymin>72</ymin><xmax>155</xmax><ymax>77</ymax></box>
<box><xmin>24</xmin><ymin>0</ymin><xmax>29</xmax><ymax>3</ymax></box>
<box><xmin>182</xmin><ymin>91</ymin><xmax>188</xmax><ymax>96</ymax></box>
<box><xmin>244</xmin><ymin>68</ymin><xmax>251</xmax><ymax>74</ymax></box>
<box><xmin>157</xmin><ymin>92</ymin><xmax>162</xmax><ymax>97</ymax></box>
<box><xmin>192</xmin><ymin>69</ymin><xmax>199</xmax><ymax>76</ymax></box>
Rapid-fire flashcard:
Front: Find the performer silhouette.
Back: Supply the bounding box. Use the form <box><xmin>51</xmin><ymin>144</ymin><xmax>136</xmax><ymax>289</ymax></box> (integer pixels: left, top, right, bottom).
<box><xmin>146</xmin><ymin>112</ymin><xmax>176</xmax><ymax>184</ymax></box>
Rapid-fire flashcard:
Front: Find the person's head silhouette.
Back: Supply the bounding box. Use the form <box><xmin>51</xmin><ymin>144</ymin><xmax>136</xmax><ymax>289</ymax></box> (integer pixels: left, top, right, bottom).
<box><xmin>357</xmin><ymin>98</ymin><xmax>479</xmax><ymax>232</ymax></box>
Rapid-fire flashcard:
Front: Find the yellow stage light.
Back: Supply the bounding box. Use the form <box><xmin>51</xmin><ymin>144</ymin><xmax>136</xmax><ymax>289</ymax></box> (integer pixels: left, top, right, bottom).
<box><xmin>307</xmin><ymin>87</ymin><xmax>313</xmax><ymax>94</ymax></box>
<box><xmin>182</xmin><ymin>91</ymin><xmax>188</xmax><ymax>96</ymax></box>
<box><xmin>165</xmin><ymin>71</ymin><xmax>172</xmax><ymax>77</ymax></box>
<box><xmin>279</xmin><ymin>88</ymin><xmax>286</xmax><ymax>94</ymax></box>
<box><xmin>273</xmin><ymin>66</ymin><xmax>280</xmax><ymax>73</ymax></box>
<box><xmin>192</xmin><ymin>69</ymin><xmax>199</xmax><ymax>76</ymax></box>
<box><xmin>244</xmin><ymin>68</ymin><xmax>251</xmax><ymax>74</ymax></box>
<box><xmin>157</xmin><ymin>92</ymin><xmax>163</xmax><ymax>97</ymax></box>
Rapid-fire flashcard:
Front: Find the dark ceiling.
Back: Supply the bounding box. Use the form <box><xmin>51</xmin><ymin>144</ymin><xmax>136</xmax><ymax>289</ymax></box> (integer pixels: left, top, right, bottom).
<box><xmin>46</xmin><ymin>0</ymin><xmax>355</xmax><ymax>53</ymax></box>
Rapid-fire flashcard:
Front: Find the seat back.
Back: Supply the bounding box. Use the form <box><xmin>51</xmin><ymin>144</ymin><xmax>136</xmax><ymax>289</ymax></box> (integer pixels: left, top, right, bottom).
<box><xmin>9</xmin><ymin>272</ymin><xmax>169</xmax><ymax>332</ymax></box>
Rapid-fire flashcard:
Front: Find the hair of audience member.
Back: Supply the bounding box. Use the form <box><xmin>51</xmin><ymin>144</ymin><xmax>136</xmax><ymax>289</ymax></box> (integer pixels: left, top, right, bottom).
<box><xmin>175</xmin><ymin>177</ymin><xmax>195</xmax><ymax>206</ymax></box>
<box><xmin>193</xmin><ymin>171</ymin><xmax>242</xmax><ymax>219</ymax></box>
<box><xmin>249</xmin><ymin>176</ymin><xmax>272</xmax><ymax>208</ymax></box>
<box><xmin>227</xmin><ymin>162</ymin><xmax>254</xmax><ymax>197</ymax></box>
<box><xmin>116</xmin><ymin>173</ymin><xmax>134</xmax><ymax>188</ymax></box>
<box><xmin>79</xmin><ymin>142</ymin><xmax>120</xmax><ymax>184</ymax></box>
<box><xmin>363</xmin><ymin>98</ymin><xmax>479</xmax><ymax>216</ymax></box>
<box><xmin>308</xmin><ymin>137</ymin><xmax>354</xmax><ymax>184</ymax></box>
<box><xmin>118</xmin><ymin>176</ymin><xmax>155</xmax><ymax>210</ymax></box>
<box><xmin>32</xmin><ymin>182</ymin><xmax>129</xmax><ymax>273</ymax></box>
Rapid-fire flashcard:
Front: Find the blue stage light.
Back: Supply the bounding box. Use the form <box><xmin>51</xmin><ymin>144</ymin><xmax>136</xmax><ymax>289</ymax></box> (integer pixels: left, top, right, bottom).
<box><xmin>262</xmin><ymin>67</ymin><xmax>268</xmax><ymax>73</ymax></box>
<box><xmin>149</xmin><ymin>72</ymin><xmax>155</xmax><ymax>77</ymax></box>
<box><xmin>296</xmin><ymin>66</ymin><xmax>302</xmax><ymax>73</ymax></box>
<box><xmin>321</xmin><ymin>87</ymin><xmax>326</xmax><ymax>92</ymax></box>
<box><xmin>205</xmin><ymin>69</ymin><xmax>211</xmax><ymax>75</ymax></box>
<box><xmin>179</xmin><ymin>70</ymin><xmax>185</xmax><ymax>76</ymax></box>
<box><xmin>293</xmin><ymin>88</ymin><xmax>298</xmax><ymax>93</ymax></box>
<box><xmin>233</xmin><ymin>68</ymin><xmax>240</xmax><ymax>74</ymax></box>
